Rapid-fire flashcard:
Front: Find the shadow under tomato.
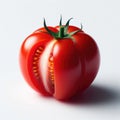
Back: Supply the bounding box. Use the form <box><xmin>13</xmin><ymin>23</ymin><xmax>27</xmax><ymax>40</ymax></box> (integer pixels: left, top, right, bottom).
<box><xmin>63</xmin><ymin>84</ymin><xmax>118</xmax><ymax>105</ymax></box>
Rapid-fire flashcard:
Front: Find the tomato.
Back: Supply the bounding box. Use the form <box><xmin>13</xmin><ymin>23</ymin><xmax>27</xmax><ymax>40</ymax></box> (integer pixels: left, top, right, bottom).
<box><xmin>19</xmin><ymin>18</ymin><xmax>100</xmax><ymax>100</ymax></box>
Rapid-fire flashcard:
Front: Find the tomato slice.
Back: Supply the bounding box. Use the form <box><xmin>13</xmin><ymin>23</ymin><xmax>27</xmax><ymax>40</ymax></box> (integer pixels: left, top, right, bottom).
<box><xmin>20</xmin><ymin>32</ymin><xmax>53</xmax><ymax>95</ymax></box>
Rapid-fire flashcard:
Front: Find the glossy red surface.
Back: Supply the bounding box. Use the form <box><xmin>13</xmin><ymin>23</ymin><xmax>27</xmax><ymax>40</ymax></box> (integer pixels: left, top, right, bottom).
<box><xmin>19</xmin><ymin>25</ymin><xmax>100</xmax><ymax>100</ymax></box>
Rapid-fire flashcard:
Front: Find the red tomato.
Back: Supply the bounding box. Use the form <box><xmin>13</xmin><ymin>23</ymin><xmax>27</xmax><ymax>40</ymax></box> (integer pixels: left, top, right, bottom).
<box><xmin>19</xmin><ymin>18</ymin><xmax>100</xmax><ymax>100</ymax></box>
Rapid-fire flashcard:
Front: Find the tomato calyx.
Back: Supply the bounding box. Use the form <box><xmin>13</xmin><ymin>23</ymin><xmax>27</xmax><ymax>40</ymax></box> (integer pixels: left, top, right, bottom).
<box><xmin>44</xmin><ymin>17</ymin><xmax>81</xmax><ymax>39</ymax></box>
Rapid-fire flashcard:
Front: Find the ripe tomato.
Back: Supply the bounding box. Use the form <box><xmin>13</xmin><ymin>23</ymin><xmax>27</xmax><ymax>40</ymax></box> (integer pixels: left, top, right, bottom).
<box><xmin>19</xmin><ymin>18</ymin><xmax>100</xmax><ymax>100</ymax></box>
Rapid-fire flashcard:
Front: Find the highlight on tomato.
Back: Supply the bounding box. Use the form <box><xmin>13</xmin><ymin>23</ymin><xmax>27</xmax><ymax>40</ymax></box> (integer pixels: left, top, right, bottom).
<box><xmin>19</xmin><ymin>17</ymin><xmax>100</xmax><ymax>100</ymax></box>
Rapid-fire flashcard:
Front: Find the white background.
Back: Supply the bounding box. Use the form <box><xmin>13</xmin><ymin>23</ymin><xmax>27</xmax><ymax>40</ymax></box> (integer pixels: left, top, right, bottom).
<box><xmin>0</xmin><ymin>0</ymin><xmax>120</xmax><ymax>120</ymax></box>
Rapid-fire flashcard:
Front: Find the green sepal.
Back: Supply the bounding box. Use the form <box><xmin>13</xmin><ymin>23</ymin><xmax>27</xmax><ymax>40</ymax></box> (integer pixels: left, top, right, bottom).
<box><xmin>59</xmin><ymin>15</ymin><xmax>62</xmax><ymax>26</ymax></box>
<box><xmin>43</xmin><ymin>18</ymin><xmax>58</xmax><ymax>38</ymax></box>
<box><xmin>43</xmin><ymin>17</ymin><xmax>81</xmax><ymax>39</ymax></box>
<box><xmin>64</xmin><ymin>18</ymin><xmax>73</xmax><ymax>35</ymax></box>
<box><xmin>69</xmin><ymin>30</ymin><xmax>81</xmax><ymax>36</ymax></box>
<box><xmin>80</xmin><ymin>23</ymin><xmax>83</xmax><ymax>30</ymax></box>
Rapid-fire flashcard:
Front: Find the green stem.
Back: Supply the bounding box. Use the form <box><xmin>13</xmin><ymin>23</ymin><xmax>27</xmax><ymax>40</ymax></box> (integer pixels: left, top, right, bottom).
<box><xmin>58</xmin><ymin>26</ymin><xmax>65</xmax><ymax>38</ymax></box>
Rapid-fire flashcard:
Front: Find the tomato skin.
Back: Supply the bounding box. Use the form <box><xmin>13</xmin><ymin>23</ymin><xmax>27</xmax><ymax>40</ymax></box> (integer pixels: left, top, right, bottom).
<box><xmin>73</xmin><ymin>32</ymin><xmax>100</xmax><ymax>92</ymax></box>
<box><xmin>19</xmin><ymin>24</ymin><xmax>100</xmax><ymax>100</ymax></box>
